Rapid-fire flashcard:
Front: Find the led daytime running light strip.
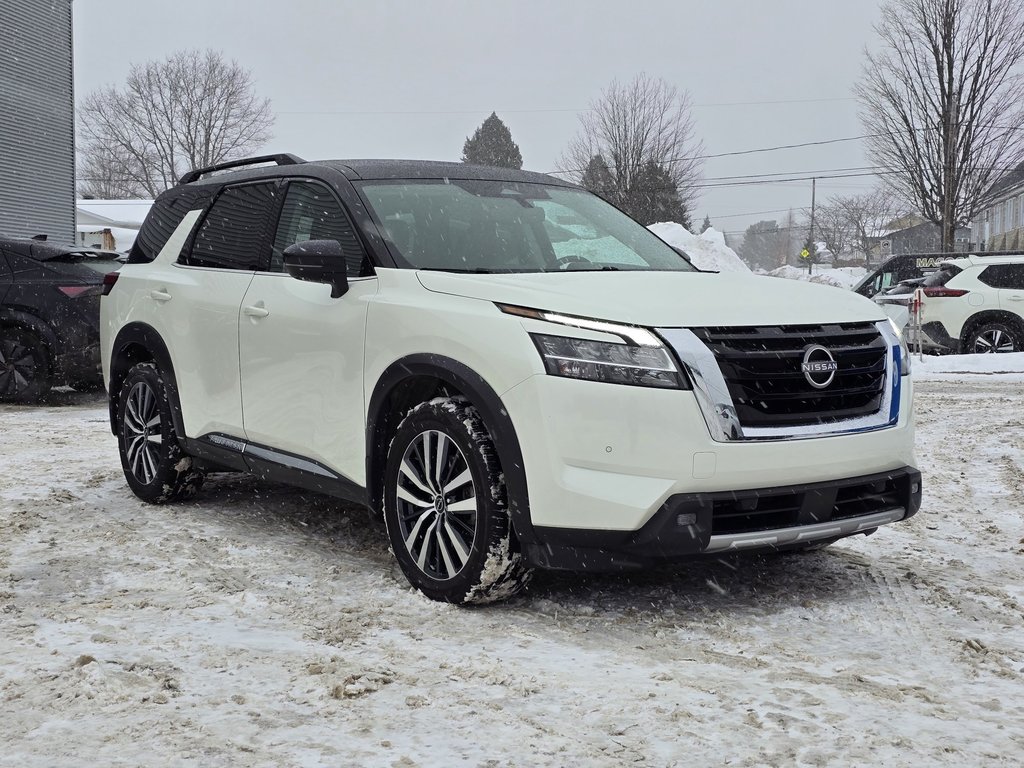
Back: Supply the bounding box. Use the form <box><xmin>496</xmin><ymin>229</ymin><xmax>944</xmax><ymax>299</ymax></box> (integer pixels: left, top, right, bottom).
<box><xmin>497</xmin><ymin>303</ymin><xmax>662</xmax><ymax>346</ymax></box>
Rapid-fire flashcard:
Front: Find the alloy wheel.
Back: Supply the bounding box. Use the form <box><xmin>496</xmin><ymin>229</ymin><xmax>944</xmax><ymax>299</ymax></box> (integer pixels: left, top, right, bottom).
<box><xmin>973</xmin><ymin>328</ymin><xmax>1016</xmax><ymax>354</ymax></box>
<box><xmin>394</xmin><ymin>429</ymin><xmax>478</xmax><ymax>581</ymax></box>
<box><xmin>0</xmin><ymin>338</ymin><xmax>37</xmax><ymax>397</ymax></box>
<box><xmin>123</xmin><ymin>381</ymin><xmax>163</xmax><ymax>484</ymax></box>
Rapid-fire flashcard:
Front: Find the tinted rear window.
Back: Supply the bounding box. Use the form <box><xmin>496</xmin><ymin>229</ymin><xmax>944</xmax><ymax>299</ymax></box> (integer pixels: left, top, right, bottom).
<box><xmin>129</xmin><ymin>187</ymin><xmax>213</xmax><ymax>264</ymax></box>
<box><xmin>184</xmin><ymin>182</ymin><xmax>277</xmax><ymax>270</ymax></box>
<box><xmin>922</xmin><ymin>266</ymin><xmax>962</xmax><ymax>287</ymax></box>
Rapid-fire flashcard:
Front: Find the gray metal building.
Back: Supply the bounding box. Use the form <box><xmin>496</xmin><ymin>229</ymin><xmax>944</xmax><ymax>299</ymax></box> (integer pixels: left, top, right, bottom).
<box><xmin>0</xmin><ymin>0</ymin><xmax>75</xmax><ymax>243</ymax></box>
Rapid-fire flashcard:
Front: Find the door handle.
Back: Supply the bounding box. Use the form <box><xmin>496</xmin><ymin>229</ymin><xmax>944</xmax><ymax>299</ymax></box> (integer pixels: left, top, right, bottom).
<box><xmin>150</xmin><ymin>289</ymin><xmax>172</xmax><ymax>302</ymax></box>
<box><xmin>243</xmin><ymin>304</ymin><xmax>270</xmax><ymax>318</ymax></box>
<box><xmin>1007</xmin><ymin>295</ymin><xmax>1024</xmax><ymax>302</ymax></box>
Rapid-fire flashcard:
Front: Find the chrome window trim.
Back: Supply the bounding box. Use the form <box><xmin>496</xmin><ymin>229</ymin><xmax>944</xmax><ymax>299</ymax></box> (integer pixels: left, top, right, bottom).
<box><xmin>659</xmin><ymin>320</ymin><xmax>901</xmax><ymax>442</ymax></box>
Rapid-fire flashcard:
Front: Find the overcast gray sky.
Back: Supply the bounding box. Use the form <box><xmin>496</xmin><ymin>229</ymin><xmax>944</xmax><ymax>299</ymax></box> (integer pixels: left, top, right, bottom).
<box><xmin>73</xmin><ymin>0</ymin><xmax>884</xmax><ymax>238</ymax></box>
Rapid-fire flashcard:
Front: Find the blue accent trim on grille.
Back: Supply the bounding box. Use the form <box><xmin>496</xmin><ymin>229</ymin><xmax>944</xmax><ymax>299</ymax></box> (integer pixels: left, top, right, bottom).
<box><xmin>888</xmin><ymin>346</ymin><xmax>902</xmax><ymax>423</ymax></box>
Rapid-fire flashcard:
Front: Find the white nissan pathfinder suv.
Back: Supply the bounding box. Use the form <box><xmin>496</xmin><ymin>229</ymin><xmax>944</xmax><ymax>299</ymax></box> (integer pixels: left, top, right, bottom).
<box><xmin>100</xmin><ymin>155</ymin><xmax>920</xmax><ymax>603</ymax></box>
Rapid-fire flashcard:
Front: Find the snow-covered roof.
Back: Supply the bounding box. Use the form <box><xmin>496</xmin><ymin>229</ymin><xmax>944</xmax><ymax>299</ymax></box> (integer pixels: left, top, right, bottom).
<box><xmin>76</xmin><ymin>199</ymin><xmax>153</xmax><ymax>229</ymax></box>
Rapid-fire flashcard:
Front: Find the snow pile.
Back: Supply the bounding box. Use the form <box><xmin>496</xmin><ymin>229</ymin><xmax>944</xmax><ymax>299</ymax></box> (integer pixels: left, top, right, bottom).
<box><xmin>647</xmin><ymin>223</ymin><xmax>750</xmax><ymax>273</ymax></box>
<box><xmin>765</xmin><ymin>264</ymin><xmax>867</xmax><ymax>290</ymax></box>
<box><xmin>911</xmin><ymin>351</ymin><xmax>1024</xmax><ymax>382</ymax></box>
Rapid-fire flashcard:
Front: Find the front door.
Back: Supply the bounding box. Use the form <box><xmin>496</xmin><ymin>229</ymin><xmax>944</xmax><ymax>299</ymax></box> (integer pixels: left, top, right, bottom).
<box><xmin>238</xmin><ymin>180</ymin><xmax>376</xmax><ymax>486</ymax></box>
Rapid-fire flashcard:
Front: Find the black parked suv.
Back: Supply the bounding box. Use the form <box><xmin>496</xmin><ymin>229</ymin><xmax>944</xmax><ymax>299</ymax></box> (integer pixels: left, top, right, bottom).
<box><xmin>0</xmin><ymin>237</ymin><xmax>121</xmax><ymax>402</ymax></box>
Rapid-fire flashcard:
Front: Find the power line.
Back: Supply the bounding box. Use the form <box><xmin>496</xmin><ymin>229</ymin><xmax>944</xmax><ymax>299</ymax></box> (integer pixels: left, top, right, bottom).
<box><xmin>547</xmin><ymin>135</ymin><xmax>875</xmax><ymax>176</ymax></box>
<box><xmin>275</xmin><ymin>96</ymin><xmax>859</xmax><ymax>117</ymax></box>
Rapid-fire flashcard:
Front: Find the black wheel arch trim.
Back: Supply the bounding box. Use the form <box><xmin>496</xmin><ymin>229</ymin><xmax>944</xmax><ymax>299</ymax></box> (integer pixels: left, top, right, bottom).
<box><xmin>959</xmin><ymin>310</ymin><xmax>1024</xmax><ymax>349</ymax></box>
<box><xmin>107</xmin><ymin>322</ymin><xmax>185</xmax><ymax>438</ymax></box>
<box><xmin>367</xmin><ymin>354</ymin><xmax>537</xmax><ymax>545</ymax></box>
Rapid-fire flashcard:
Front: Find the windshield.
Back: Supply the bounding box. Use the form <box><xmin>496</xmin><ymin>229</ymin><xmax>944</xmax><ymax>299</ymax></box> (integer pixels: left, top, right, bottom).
<box><xmin>358</xmin><ymin>180</ymin><xmax>695</xmax><ymax>273</ymax></box>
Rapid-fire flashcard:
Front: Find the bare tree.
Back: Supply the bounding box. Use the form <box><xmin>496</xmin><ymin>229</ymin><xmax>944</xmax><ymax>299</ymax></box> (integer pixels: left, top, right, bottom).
<box><xmin>857</xmin><ymin>0</ymin><xmax>1024</xmax><ymax>251</ymax></box>
<box><xmin>806</xmin><ymin>203</ymin><xmax>851</xmax><ymax>260</ymax></box>
<box><xmin>561</xmin><ymin>73</ymin><xmax>704</xmax><ymax>226</ymax></box>
<box><xmin>836</xmin><ymin>189</ymin><xmax>908</xmax><ymax>263</ymax></box>
<box><xmin>804</xmin><ymin>189</ymin><xmax>907</xmax><ymax>263</ymax></box>
<box><xmin>78</xmin><ymin>49</ymin><xmax>274</xmax><ymax>198</ymax></box>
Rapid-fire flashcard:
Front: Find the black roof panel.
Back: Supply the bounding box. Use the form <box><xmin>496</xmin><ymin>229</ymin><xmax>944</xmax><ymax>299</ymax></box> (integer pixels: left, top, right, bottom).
<box><xmin>321</xmin><ymin>159</ymin><xmax>576</xmax><ymax>186</ymax></box>
<box><xmin>180</xmin><ymin>157</ymin><xmax>577</xmax><ymax>189</ymax></box>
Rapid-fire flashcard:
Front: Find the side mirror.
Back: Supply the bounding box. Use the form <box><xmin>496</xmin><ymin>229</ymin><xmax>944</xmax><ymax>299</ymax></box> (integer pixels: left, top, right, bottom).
<box><xmin>282</xmin><ymin>240</ymin><xmax>349</xmax><ymax>298</ymax></box>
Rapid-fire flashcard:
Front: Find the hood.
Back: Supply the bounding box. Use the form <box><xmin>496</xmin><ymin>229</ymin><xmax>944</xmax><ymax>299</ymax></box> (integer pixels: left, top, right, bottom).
<box><xmin>416</xmin><ymin>270</ymin><xmax>886</xmax><ymax>327</ymax></box>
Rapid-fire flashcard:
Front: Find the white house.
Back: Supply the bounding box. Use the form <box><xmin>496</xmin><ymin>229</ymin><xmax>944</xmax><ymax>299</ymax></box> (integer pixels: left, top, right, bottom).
<box><xmin>973</xmin><ymin>161</ymin><xmax>1024</xmax><ymax>252</ymax></box>
<box><xmin>76</xmin><ymin>199</ymin><xmax>153</xmax><ymax>252</ymax></box>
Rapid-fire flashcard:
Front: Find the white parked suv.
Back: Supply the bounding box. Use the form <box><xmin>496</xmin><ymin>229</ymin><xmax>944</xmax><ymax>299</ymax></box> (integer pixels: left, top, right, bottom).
<box><xmin>910</xmin><ymin>255</ymin><xmax>1024</xmax><ymax>353</ymax></box>
<box><xmin>101</xmin><ymin>154</ymin><xmax>920</xmax><ymax>603</ymax></box>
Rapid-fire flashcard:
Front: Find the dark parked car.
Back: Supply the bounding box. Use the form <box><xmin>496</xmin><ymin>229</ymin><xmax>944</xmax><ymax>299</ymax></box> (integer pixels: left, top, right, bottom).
<box><xmin>0</xmin><ymin>237</ymin><xmax>121</xmax><ymax>402</ymax></box>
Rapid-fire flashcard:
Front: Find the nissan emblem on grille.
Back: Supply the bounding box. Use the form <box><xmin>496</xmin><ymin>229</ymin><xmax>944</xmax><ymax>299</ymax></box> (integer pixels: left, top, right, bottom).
<box><xmin>801</xmin><ymin>344</ymin><xmax>838</xmax><ymax>389</ymax></box>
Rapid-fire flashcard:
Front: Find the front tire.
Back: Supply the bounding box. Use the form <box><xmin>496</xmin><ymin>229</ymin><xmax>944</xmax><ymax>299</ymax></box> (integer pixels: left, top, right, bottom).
<box><xmin>116</xmin><ymin>362</ymin><xmax>204</xmax><ymax>503</ymax></box>
<box><xmin>966</xmin><ymin>321</ymin><xmax>1022</xmax><ymax>354</ymax></box>
<box><xmin>382</xmin><ymin>398</ymin><xmax>531</xmax><ymax>604</ymax></box>
<box><xmin>0</xmin><ymin>328</ymin><xmax>52</xmax><ymax>403</ymax></box>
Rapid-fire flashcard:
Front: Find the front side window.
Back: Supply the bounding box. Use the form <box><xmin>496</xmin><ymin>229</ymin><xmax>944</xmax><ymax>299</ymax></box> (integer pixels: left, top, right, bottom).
<box><xmin>271</xmin><ymin>181</ymin><xmax>370</xmax><ymax>276</ymax></box>
<box><xmin>358</xmin><ymin>180</ymin><xmax>695</xmax><ymax>274</ymax></box>
<box><xmin>185</xmin><ymin>182</ymin><xmax>277</xmax><ymax>270</ymax></box>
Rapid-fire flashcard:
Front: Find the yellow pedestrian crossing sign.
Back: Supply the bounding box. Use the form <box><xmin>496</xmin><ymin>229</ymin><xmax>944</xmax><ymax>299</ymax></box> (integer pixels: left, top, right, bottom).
<box><xmin>800</xmin><ymin>248</ymin><xmax>810</xmax><ymax>259</ymax></box>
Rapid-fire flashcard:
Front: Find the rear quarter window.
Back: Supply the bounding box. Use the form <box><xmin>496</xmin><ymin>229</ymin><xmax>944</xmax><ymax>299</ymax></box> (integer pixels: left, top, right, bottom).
<box><xmin>129</xmin><ymin>187</ymin><xmax>213</xmax><ymax>264</ymax></box>
<box><xmin>978</xmin><ymin>264</ymin><xmax>1024</xmax><ymax>289</ymax></box>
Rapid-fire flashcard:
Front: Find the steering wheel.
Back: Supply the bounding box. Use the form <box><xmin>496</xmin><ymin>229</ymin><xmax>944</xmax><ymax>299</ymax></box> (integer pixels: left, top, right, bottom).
<box><xmin>554</xmin><ymin>254</ymin><xmax>589</xmax><ymax>270</ymax></box>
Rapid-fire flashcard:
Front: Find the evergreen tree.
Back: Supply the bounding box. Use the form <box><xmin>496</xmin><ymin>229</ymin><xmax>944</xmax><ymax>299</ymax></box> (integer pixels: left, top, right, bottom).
<box><xmin>626</xmin><ymin>161</ymin><xmax>690</xmax><ymax>228</ymax></box>
<box><xmin>580</xmin><ymin>155</ymin><xmax>617</xmax><ymax>199</ymax></box>
<box><xmin>738</xmin><ymin>220</ymin><xmax>783</xmax><ymax>271</ymax></box>
<box><xmin>461</xmin><ymin>112</ymin><xmax>523</xmax><ymax>169</ymax></box>
<box><xmin>700</xmin><ymin>215</ymin><xmax>712</xmax><ymax>233</ymax></box>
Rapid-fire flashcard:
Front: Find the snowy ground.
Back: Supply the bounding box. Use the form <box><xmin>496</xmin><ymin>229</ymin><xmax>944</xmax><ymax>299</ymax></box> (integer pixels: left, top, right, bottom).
<box><xmin>2</xmin><ymin>370</ymin><xmax>1024</xmax><ymax>766</ymax></box>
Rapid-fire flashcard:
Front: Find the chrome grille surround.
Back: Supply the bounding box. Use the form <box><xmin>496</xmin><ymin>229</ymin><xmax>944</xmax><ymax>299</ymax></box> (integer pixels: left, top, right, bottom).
<box><xmin>658</xmin><ymin>320</ymin><xmax>903</xmax><ymax>442</ymax></box>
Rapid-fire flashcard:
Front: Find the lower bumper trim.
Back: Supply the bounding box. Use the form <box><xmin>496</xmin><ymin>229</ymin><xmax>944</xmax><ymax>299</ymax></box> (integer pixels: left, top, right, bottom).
<box><xmin>525</xmin><ymin>466</ymin><xmax>921</xmax><ymax>572</ymax></box>
<box><xmin>704</xmin><ymin>508</ymin><xmax>904</xmax><ymax>553</ymax></box>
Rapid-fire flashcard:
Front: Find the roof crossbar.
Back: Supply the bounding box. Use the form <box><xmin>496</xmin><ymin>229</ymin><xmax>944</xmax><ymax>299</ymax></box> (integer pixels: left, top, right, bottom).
<box><xmin>178</xmin><ymin>153</ymin><xmax>306</xmax><ymax>184</ymax></box>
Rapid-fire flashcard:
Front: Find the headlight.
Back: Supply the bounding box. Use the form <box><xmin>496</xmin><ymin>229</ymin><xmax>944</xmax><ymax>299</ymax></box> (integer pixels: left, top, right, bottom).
<box><xmin>530</xmin><ymin>333</ymin><xmax>685</xmax><ymax>388</ymax></box>
<box><xmin>887</xmin><ymin>317</ymin><xmax>911</xmax><ymax>376</ymax></box>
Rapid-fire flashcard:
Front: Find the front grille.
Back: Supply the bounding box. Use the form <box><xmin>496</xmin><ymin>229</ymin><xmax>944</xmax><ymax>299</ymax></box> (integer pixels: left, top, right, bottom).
<box><xmin>693</xmin><ymin>323</ymin><xmax>888</xmax><ymax>428</ymax></box>
<box><xmin>709</xmin><ymin>474</ymin><xmax>905</xmax><ymax>536</ymax></box>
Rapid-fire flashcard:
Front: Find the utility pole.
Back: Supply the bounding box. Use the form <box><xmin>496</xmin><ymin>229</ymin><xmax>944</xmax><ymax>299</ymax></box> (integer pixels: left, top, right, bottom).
<box><xmin>808</xmin><ymin>177</ymin><xmax>817</xmax><ymax>275</ymax></box>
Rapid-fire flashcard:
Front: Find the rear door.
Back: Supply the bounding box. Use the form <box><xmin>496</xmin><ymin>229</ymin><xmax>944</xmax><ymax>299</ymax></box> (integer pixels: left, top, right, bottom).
<box><xmin>163</xmin><ymin>182</ymin><xmax>278</xmax><ymax>439</ymax></box>
<box><xmin>982</xmin><ymin>264</ymin><xmax>1024</xmax><ymax>313</ymax></box>
<box><xmin>237</xmin><ymin>179</ymin><xmax>376</xmax><ymax>484</ymax></box>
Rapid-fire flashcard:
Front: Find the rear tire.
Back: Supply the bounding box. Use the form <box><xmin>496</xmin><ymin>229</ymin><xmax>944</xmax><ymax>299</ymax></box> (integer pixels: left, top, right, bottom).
<box><xmin>382</xmin><ymin>397</ymin><xmax>531</xmax><ymax>604</ymax></box>
<box><xmin>965</xmin><ymin>321</ymin><xmax>1022</xmax><ymax>354</ymax></box>
<box><xmin>0</xmin><ymin>328</ymin><xmax>52</xmax><ymax>403</ymax></box>
<box><xmin>116</xmin><ymin>362</ymin><xmax>204</xmax><ymax>503</ymax></box>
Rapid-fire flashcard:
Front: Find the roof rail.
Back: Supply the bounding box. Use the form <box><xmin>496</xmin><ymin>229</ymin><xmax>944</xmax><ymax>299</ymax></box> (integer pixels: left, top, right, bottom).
<box><xmin>883</xmin><ymin>250</ymin><xmax>1018</xmax><ymax>261</ymax></box>
<box><xmin>178</xmin><ymin>153</ymin><xmax>306</xmax><ymax>185</ymax></box>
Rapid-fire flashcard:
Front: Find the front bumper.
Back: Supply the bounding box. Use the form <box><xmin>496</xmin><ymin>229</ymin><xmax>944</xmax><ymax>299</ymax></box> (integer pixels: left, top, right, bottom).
<box><xmin>524</xmin><ymin>467</ymin><xmax>922</xmax><ymax>571</ymax></box>
<box><xmin>501</xmin><ymin>371</ymin><xmax>916</xmax><ymax>533</ymax></box>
